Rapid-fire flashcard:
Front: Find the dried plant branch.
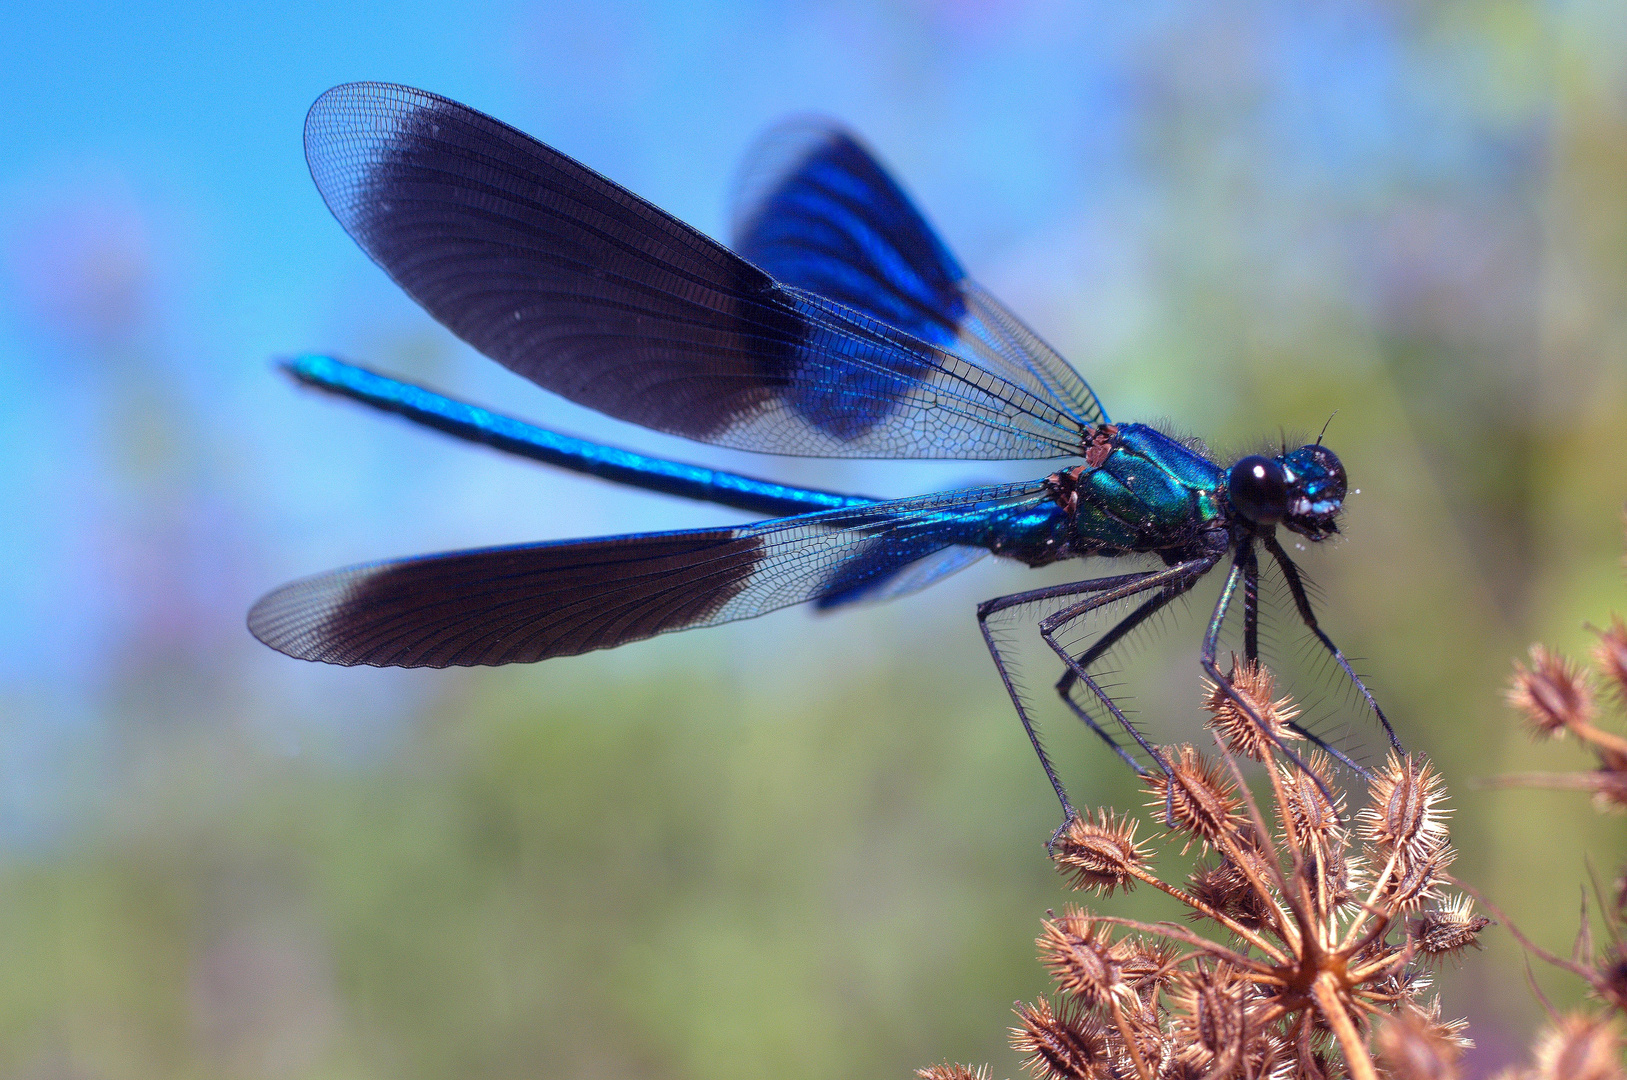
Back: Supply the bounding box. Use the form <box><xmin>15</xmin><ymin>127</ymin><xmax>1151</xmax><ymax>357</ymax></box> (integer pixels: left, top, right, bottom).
<box><xmin>924</xmin><ymin>660</ymin><xmax>1485</xmax><ymax>1080</ymax></box>
<box><xmin>1488</xmin><ymin>521</ymin><xmax>1627</xmax><ymax>1047</ymax></box>
<box><xmin>924</xmin><ymin>511</ymin><xmax>1627</xmax><ymax>1080</ymax></box>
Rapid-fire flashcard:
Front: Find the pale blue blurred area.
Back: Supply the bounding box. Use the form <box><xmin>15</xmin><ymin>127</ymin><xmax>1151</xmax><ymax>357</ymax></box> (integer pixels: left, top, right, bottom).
<box><xmin>1</xmin><ymin>2</ymin><xmax>1625</xmax><ymax>1075</ymax></box>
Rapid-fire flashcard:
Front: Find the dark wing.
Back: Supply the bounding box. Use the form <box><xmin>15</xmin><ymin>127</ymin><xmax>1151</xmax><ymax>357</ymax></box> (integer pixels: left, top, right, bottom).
<box><xmin>304</xmin><ymin>83</ymin><xmax>1085</xmax><ymax>460</ymax></box>
<box><xmin>731</xmin><ymin>120</ymin><xmax>1108</xmax><ymax>427</ymax></box>
<box><xmin>247</xmin><ymin>482</ymin><xmax>1052</xmax><ymax>668</ymax></box>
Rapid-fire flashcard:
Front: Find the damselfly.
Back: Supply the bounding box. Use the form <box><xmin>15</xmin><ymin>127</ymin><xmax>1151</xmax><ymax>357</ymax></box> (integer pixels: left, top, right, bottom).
<box><xmin>250</xmin><ymin>83</ymin><xmax>1402</xmax><ymax>826</ymax></box>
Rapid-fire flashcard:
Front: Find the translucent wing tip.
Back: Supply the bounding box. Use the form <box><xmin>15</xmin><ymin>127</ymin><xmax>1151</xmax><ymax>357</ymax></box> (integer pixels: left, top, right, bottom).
<box><xmin>248</xmin><ymin>568</ymin><xmax>371</xmax><ymax>666</ymax></box>
<box><xmin>304</xmin><ymin>82</ymin><xmax>438</xmax><ymax>219</ymax></box>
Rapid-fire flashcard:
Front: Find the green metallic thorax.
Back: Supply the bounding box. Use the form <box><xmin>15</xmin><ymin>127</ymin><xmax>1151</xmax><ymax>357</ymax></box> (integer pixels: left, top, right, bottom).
<box><xmin>1047</xmin><ymin>423</ymin><xmax>1228</xmax><ymax>560</ymax></box>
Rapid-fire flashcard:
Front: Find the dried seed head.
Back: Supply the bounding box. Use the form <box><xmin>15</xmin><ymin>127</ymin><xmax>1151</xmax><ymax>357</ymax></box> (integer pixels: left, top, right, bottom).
<box><xmin>1368</xmin><ymin>967</ymin><xmax>1437</xmax><ymax>1010</ymax></box>
<box><xmin>1410</xmin><ymin>894</ymin><xmax>1491</xmax><ymax>965</ymax></box>
<box><xmin>1187</xmin><ymin>859</ymin><xmax>1275</xmax><ymax>933</ymax></box>
<box><xmin>1309</xmin><ymin>843</ymin><xmax>1353</xmax><ymax>907</ymax></box>
<box><xmin>1346</xmin><ymin>934</ymin><xmax>1414</xmax><ymax>1000</ymax></box>
<box><xmin>1508</xmin><ymin>645</ymin><xmax>1595</xmax><ymax>739</ymax></box>
<box><xmin>1010</xmin><ymin>995</ymin><xmax>1112</xmax><ymax>1080</ymax></box>
<box><xmin>1597</xmin><ymin>946</ymin><xmax>1627</xmax><ymax>1012</ymax></box>
<box><xmin>1160</xmin><ymin>1059</ymin><xmax>1204</xmax><ymax>1080</ymax></box>
<box><xmin>1110</xmin><ymin>992</ymin><xmax>1167</xmax><ymax>1077</ymax></box>
<box><xmin>917</xmin><ymin>1066</ymin><xmax>993</xmax><ymax>1080</ymax></box>
<box><xmin>1168</xmin><ymin>964</ymin><xmax>1252</xmax><ymax>1066</ymax></box>
<box><xmin>1051</xmin><ymin>810</ymin><xmax>1148</xmax><ymax>896</ymax></box>
<box><xmin>1187</xmin><ymin>1028</ymin><xmax>1288</xmax><ymax>1080</ymax></box>
<box><xmin>1418</xmin><ymin>1001</ymin><xmax>1483</xmax><ymax>1047</ymax></box>
<box><xmin>1359</xmin><ymin>753</ymin><xmax>1452</xmax><ymax>865</ymax></box>
<box><xmin>1037</xmin><ymin>908</ymin><xmax>1123</xmax><ymax>1006</ymax></box>
<box><xmin>1247</xmin><ymin>1031</ymin><xmax>1291</xmax><ymax>1080</ymax></box>
<box><xmin>1374</xmin><ymin>999</ymin><xmax>1469</xmax><ymax>1080</ymax></box>
<box><xmin>1277</xmin><ymin>749</ymin><xmax>1347</xmax><ymax>846</ymax></box>
<box><xmin>1529</xmin><ymin>1013</ymin><xmax>1625</xmax><ymax>1080</ymax></box>
<box><xmin>1593</xmin><ymin>617</ymin><xmax>1627</xmax><ymax>708</ymax></box>
<box><xmin>1203</xmin><ymin>657</ymin><xmax>1302</xmax><ymax>762</ymax></box>
<box><xmin>1590</xmin><ymin>769</ymin><xmax>1627</xmax><ymax>814</ymax></box>
<box><xmin>1410</xmin><ymin>995</ymin><xmax>1474</xmax><ymax>1051</ymax></box>
<box><xmin>1145</xmin><ymin>745</ymin><xmax>1245</xmax><ymax>852</ymax></box>
<box><xmin>1373</xmin><ymin>841</ymin><xmax>1456</xmax><ymax>911</ymax></box>
<box><xmin>1112</xmin><ymin>937</ymin><xmax>1181</xmax><ymax>1001</ymax></box>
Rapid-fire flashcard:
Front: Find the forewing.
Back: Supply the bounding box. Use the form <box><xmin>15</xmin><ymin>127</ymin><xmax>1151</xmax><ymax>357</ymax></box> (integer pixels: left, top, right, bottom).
<box><xmin>248</xmin><ymin>482</ymin><xmax>1052</xmax><ymax>668</ymax></box>
<box><xmin>303</xmin><ymin>83</ymin><xmax>1084</xmax><ymax>459</ymax></box>
<box><xmin>732</xmin><ymin>120</ymin><xmax>1108</xmax><ymax>426</ymax></box>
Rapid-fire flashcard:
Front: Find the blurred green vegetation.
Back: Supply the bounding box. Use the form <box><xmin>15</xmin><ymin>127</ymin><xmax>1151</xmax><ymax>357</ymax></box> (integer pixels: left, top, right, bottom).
<box><xmin>4</xmin><ymin>655</ymin><xmax>1137</xmax><ymax>1080</ymax></box>
<box><xmin>7</xmin><ymin>3</ymin><xmax>1627</xmax><ymax>1077</ymax></box>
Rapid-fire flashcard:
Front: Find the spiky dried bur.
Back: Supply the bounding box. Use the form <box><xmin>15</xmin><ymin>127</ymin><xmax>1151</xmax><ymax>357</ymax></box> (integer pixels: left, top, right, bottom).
<box><xmin>1492</xmin><ymin>1013</ymin><xmax>1627</xmax><ymax>1080</ymax></box>
<box><xmin>1205</xmin><ymin>658</ymin><xmax>1302</xmax><ymax>763</ymax></box>
<box><xmin>1355</xmin><ymin>754</ymin><xmax>1456</xmax><ymax>911</ymax></box>
<box><xmin>1372</xmin><ymin>998</ymin><xmax>1472</xmax><ymax>1080</ymax></box>
<box><xmin>1038</xmin><ymin>910</ymin><xmax>1126</xmax><ymax>1006</ymax></box>
<box><xmin>1509</xmin><ymin>645</ymin><xmax>1596</xmax><ymax>739</ymax></box>
<box><xmin>917</xmin><ymin>1065</ymin><xmax>997</xmax><ymax>1080</ymax></box>
<box><xmin>1188</xmin><ymin>857</ymin><xmax>1275</xmax><ymax>933</ymax></box>
<box><xmin>1143</xmin><ymin>744</ymin><xmax>1247</xmax><ymax>855</ymax></box>
<box><xmin>991</xmin><ymin>670</ymin><xmax>1481</xmax><ymax>1080</ymax></box>
<box><xmin>1166</xmin><ymin>962</ymin><xmax>1282</xmax><ymax>1078</ymax></box>
<box><xmin>1409</xmin><ymin>895</ymin><xmax>1491</xmax><ymax>967</ymax></box>
<box><xmin>1050</xmin><ymin>810</ymin><xmax>1149</xmax><ymax>897</ymax></box>
<box><xmin>1499</xmin><ymin>607</ymin><xmax>1627</xmax><ymax>811</ymax></box>
<box><xmin>1010</xmin><ymin>995</ymin><xmax>1118</xmax><ymax>1080</ymax></box>
<box><xmin>1596</xmin><ymin>618</ymin><xmax>1627</xmax><ymax>709</ymax></box>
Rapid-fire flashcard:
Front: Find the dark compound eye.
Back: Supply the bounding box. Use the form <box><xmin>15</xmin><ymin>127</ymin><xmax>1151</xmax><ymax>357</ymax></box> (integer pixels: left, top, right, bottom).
<box><xmin>1228</xmin><ymin>455</ymin><xmax>1288</xmax><ymax>524</ymax></box>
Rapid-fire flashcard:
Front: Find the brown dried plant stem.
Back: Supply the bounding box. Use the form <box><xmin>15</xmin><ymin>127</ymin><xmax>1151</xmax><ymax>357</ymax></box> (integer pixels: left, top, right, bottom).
<box><xmin>1064</xmin><ymin>666</ymin><xmax>1466</xmax><ymax>1075</ymax></box>
<box><xmin>1567</xmin><ymin>721</ymin><xmax>1627</xmax><ymax>758</ymax></box>
<box><xmin>1106</xmin><ymin>860</ymin><xmax>1288</xmax><ymax>963</ymax></box>
<box><xmin>1219</xmin><ymin>738</ymin><xmax>1380</xmax><ymax>1080</ymax></box>
<box><xmin>1313</xmin><ymin>971</ymin><xmax>1379</xmax><ymax>1080</ymax></box>
<box><xmin>928</xmin><ymin>660</ymin><xmax>1481</xmax><ymax>1080</ymax></box>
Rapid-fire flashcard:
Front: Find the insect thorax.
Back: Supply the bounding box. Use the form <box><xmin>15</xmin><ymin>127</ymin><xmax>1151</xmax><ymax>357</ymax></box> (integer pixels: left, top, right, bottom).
<box><xmin>1048</xmin><ymin>423</ymin><xmax>1228</xmax><ymax>560</ymax></box>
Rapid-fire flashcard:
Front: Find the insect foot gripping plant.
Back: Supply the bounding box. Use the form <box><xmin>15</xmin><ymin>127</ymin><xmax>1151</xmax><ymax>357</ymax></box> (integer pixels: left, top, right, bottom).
<box><xmin>917</xmin><ymin>661</ymin><xmax>1486</xmax><ymax>1080</ymax></box>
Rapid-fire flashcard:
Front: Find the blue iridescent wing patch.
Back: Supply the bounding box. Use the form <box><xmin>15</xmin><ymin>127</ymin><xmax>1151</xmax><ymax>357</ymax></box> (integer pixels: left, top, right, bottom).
<box><xmin>811</xmin><ymin>543</ymin><xmax>988</xmax><ymax>610</ymax></box>
<box><xmin>303</xmin><ymin>83</ymin><xmax>1087</xmax><ymax>460</ymax></box>
<box><xmin>732</xmin><ymin>120</ymin><xmax>1108</xmax><ymax>428</ymax></box>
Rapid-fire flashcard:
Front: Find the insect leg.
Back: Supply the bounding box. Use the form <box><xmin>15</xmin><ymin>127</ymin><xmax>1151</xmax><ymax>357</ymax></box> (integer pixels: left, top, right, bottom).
<box><xmin>1056</xmin><ymin>542</ymin><xmax>1366</xmax><ymax>779</ymax></box>
<box><xmin>1260</xmin><ymin>533</ymin><xmax>1404</xmax><ymax>754</ymax></box>
<box><xmin>978</xmin><ymin>572</ymin><xmax>1164</xmax><ymax>826</ymax></box>
<box><xmin>1037</xmin><ymin>560</ymin><xmax>1220</xmax><ymax>771</ymax></box>
<box><xmin>1053</xmin><ymin>574</ymin><xmax>1206</xmax><ymax>749</ymax></box>
<box><xmin>1241</xmin><ymin>539</ymin><xmax>1260</xmax><ymax>662</ymax></box>
<box><xmin>1201</xmin><ymin>555</ymin><xmax>1345</xmax><ymax>809</ymax></box>
<box><xmin>1235</xmin><ymin>538</ymin><xmax>1370</xmax><ymax>775</ymax></box>
<box><xmin>1039</xmin><ymin>560</ymin><xmax>1219</xmax><ymax>826</ymax></box>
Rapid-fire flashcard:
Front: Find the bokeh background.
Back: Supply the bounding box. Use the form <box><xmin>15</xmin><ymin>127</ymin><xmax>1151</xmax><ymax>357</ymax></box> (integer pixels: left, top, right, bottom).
<box><xmin>3</xmin><ymin>1</ymin><xmax>1625</xmax><ymax>1076</ymax></box>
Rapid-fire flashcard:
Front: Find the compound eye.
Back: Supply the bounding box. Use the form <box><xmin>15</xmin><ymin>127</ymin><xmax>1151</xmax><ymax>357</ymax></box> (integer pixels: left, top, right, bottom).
<box><xmin>1229</xmin><ymin>455</ymin><xmax>1288</xmax><ymax>524</ymax></box>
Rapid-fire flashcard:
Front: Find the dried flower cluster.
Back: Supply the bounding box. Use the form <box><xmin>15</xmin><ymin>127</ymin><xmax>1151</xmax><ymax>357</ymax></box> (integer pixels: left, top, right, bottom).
<box><xmin>916</xmin><ymin>519</ymin><xmax>1627</xmax><ymax>1080</ymax></box>
<box><xmin>1483</xmin><ymin>520</ymin><xmax>1627</xmax><ymax>1076</ymax></box>
<box><xmin>921</xmin><ymin>659</ymin><xmax>1485</xmax><ymax>1080</ymax></box>
<box><xmin>1500</xmin><ymin>623</ymin><xmax>1627</xmax><ymax>811</ymax></box>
